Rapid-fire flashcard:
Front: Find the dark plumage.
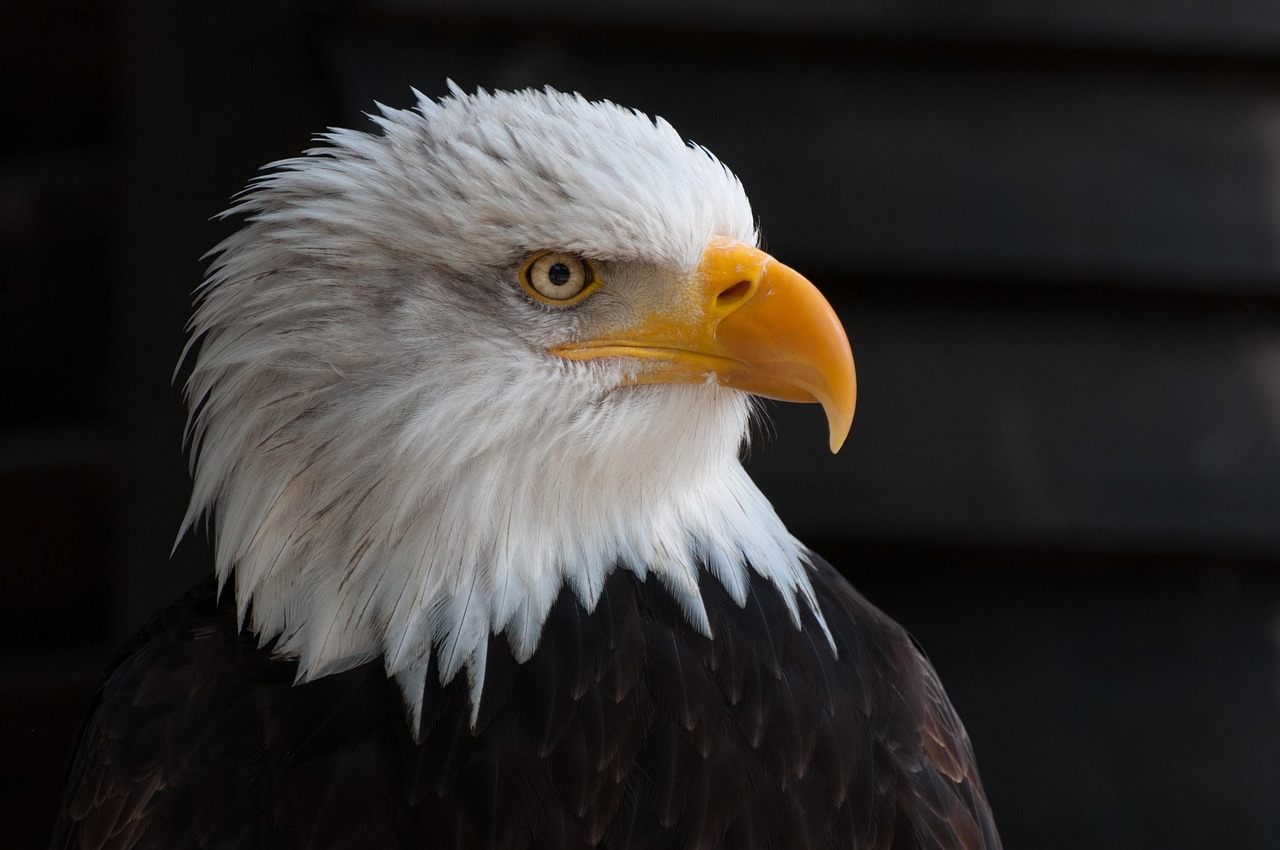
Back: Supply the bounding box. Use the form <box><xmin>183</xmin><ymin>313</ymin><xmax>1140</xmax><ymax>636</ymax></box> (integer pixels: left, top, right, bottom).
<box><xmin>53</xmin><ymin>556</ymin><xmax>997</xmax><ymax>850</ymax></box>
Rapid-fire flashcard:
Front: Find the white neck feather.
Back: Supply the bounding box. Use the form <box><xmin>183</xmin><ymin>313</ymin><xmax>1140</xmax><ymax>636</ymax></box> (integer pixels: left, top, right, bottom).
<box><xmin>188</xmin><ymin>343</ymin><xmax>827</xmax><ymax>727</ymax></box>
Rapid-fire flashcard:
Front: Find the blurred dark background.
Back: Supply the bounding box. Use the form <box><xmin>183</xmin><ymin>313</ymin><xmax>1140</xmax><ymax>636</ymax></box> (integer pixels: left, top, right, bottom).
<box><xmin>7</xmin><ymin>0</ymin><xmax>1280</xmax><ymax>847</ymax></box>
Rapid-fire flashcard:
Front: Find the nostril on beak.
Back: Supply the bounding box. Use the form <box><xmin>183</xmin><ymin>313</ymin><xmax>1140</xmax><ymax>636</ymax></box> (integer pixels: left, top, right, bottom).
<box><xmin>716</xmin><ymin>279</ymin><xmax>753</xmax><ymax>312</ymax></box>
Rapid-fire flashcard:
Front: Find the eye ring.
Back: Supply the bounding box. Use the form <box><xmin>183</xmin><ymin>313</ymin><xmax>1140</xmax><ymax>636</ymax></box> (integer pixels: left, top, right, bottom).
<box><xmin>520</xmin><ymin>252</ymin><xmax>598</xmax><ymax>305</ymax></box>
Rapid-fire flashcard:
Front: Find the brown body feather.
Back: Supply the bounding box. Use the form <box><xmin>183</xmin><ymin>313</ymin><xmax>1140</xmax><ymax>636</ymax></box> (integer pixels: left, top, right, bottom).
<box><xmin>52</xmin><ymin>554</ymin><xmax>1000</xmax><ymax>850</ymax></box>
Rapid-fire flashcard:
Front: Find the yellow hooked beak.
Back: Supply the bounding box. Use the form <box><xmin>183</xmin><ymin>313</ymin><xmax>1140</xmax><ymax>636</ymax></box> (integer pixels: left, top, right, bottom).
<box><xmin>549</xmin><ymin>237</ymin><xmax>856</xmax><ymax>452</ymax></box>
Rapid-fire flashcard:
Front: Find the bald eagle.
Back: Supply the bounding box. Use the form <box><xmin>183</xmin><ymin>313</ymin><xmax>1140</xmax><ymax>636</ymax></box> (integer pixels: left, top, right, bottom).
<box><xmin>52</xmin><ymin>86</ymin><xmax>1001</xmax><ymax>850</ymax></box>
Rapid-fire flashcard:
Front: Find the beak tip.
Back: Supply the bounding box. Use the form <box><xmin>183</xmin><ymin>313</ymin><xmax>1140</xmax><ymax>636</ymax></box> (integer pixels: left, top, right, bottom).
<box><xmin>827</xmin><ymin>416</ymin><xmax>851</xmax><ymax>453</ymax></box>
<box><xmin>822</xmin><ymin>374</ymin><xmax>856</xmax><ymax>454</ymax></box>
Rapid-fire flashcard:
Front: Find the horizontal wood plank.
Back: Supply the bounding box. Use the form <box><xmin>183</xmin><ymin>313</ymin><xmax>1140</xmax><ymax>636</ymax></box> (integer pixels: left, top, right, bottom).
<box><xmin>844</xmin><ymin>551</ymin><xmax>1280</xmax><ymax>850</ymax></box>
<box><xmin>323</xmin><ymin>27</ymin><xmax>1280</xmax><ymax>292</ymax></box>
<box><xmin>369</xmin><ymin>0</ymin><xmax>1280</xmax><ymax>54</ymax></box>
<box><xmin>747</xmin><ymin>287</ymin><xmax>1280</xmax><ymax>555</ymax></box>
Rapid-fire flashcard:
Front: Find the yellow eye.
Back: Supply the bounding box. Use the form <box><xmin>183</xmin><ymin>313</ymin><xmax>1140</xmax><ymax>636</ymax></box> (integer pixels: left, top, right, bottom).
<box><xmin>520</xmin><ymin>253</ymin><xmax>598</xmax><ymax>305</ymax></box>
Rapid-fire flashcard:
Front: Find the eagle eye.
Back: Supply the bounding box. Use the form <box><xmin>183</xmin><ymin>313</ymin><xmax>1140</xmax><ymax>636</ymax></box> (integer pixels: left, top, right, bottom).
<box><xmin>521</xmin><ymin>252</ymin><xmax>597</xmax><ymax>305</ymax></box>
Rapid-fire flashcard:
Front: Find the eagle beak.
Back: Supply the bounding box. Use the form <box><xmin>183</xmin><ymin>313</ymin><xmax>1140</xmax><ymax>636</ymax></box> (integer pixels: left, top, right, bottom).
<box><xmin>551</xmin><ymin>236</ymin><xmax>856</xmax><ymax>452</ymax></box>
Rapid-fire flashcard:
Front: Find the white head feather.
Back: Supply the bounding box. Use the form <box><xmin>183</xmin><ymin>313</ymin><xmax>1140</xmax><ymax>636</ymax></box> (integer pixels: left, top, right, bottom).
<box><xmin>182</xmin><ymin>85</ymin><xmax>828</xmax><ymax>727</ymax></box>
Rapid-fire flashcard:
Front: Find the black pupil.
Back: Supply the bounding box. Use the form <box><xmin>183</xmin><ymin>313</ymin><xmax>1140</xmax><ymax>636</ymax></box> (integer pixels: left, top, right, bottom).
<box><xmin>547</xmin><ymin>262</ymin><xmax>572</xmax><ymax>287</ymax></box>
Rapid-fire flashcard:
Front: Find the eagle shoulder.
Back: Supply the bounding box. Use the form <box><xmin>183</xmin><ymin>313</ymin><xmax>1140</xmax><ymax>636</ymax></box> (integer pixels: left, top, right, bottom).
<box><xmin>49</xmin><ymin>582</ymin><xmax>412</xmax><ymax>850</ymax></box>
<box><xmin>52</xmin><ymin>563</ymin><xmax>1000</xmax><ymax>850</ymax></box>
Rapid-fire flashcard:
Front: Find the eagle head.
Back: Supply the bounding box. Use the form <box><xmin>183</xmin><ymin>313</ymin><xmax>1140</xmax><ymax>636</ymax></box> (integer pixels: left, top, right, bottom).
<box><xmin>181</xmin><ymin>85</ymin><xmax>855</xmax><ymax>725</ymax></box>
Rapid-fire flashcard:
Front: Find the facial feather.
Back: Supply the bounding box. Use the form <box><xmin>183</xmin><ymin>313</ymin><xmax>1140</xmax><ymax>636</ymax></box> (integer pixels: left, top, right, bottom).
<box><xmin>181</xmin><ymin>86</ymin><xmax>828</xmax><ymax>728</ymax></box>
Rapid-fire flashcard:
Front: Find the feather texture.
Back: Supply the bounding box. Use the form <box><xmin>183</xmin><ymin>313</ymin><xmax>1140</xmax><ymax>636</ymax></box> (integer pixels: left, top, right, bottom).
<box><xmin>179</xmin><ymin>87</ymin><xmax>825</xmax><ymax>724</ymax></box>
<box><xmin>52</xmin><ymin>556</ymin><xmax>1000</xmax><ymax>850</ymax></box>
